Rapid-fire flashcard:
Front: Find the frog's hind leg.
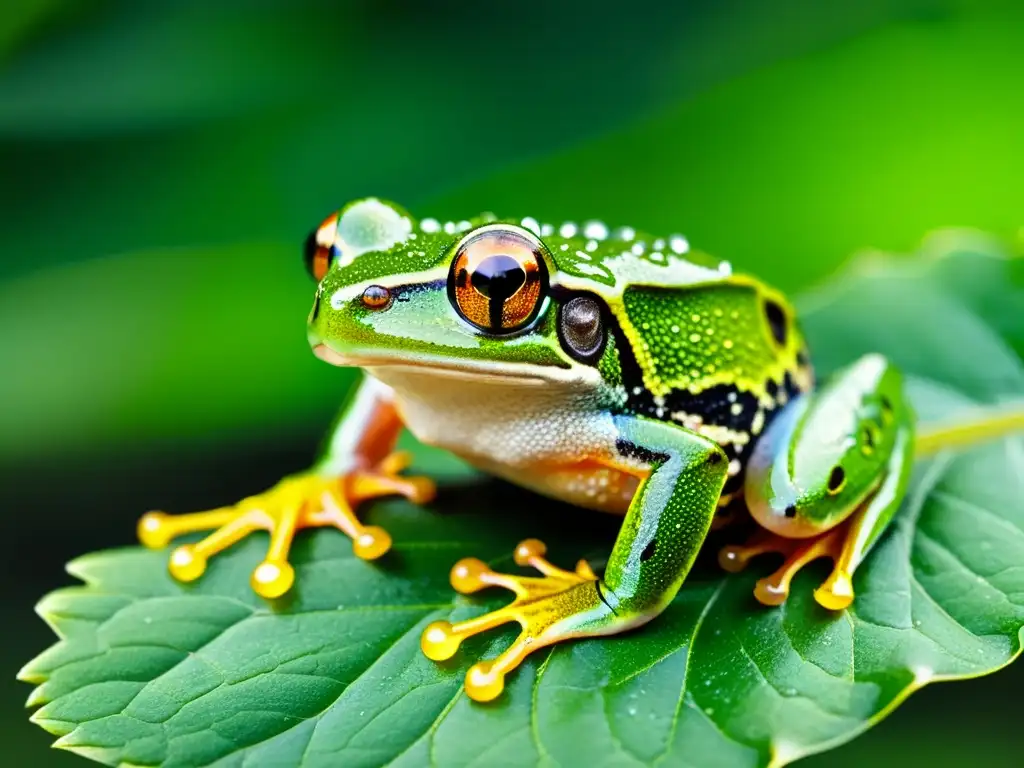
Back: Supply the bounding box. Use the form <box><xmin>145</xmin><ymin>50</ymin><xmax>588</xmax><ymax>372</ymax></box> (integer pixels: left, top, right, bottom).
<box><xmin>721</xmin><ymin>426</ymin><xmax>915</xmax><ymax>610</ymax></box>
<box><xmin>815</xmin><ymin>427</ymin><xmax>915</xmax><ymax>610</ymax></box>
<box><xmin>421</xmin><ymin>416</ymin><xmax>728</xmax><ymax>702</ymax></box>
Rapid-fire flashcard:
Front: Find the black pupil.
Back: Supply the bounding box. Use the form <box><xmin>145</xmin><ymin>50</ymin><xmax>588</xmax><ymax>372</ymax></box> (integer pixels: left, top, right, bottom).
<box><xmin>471</xmin><ymin>254</ymin><xmax>526</xmax><ymax>300</ymax></box>
<box><xmin>472</xmin><ymin>254</ymin><xmax>527</xmax><ymax>329</ymax></box>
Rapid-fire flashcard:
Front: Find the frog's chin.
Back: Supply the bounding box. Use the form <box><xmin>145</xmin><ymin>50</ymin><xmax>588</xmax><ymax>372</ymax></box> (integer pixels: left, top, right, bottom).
<box><xmin>312</xmin><ymin>343</ymin><xmax>591</xmax><ymax>387</ymax></box>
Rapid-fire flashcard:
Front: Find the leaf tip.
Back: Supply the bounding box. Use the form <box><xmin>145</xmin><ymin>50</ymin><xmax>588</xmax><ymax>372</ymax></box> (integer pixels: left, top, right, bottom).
<box><xmin>23</xmin><ymin>684</ymin><xmax>48</xmax><ymax>708</ymax></box>
<box><xmin>16</xmin><ymin>658</ymin><xmax>45</xmax><ymax>685</ymax></box>
<box><xmin>30</xmin><ymin>709</ymin><xmax>73</xmax><ymax>738</ymax></box>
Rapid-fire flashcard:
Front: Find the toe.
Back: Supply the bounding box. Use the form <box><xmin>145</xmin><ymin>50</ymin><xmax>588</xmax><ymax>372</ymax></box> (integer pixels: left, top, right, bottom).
<box><xmin>250</xmin><ymin>560</ymin><xmax>296</xmax><ymax>598</ymax></box>
<box><xmin>465</xmin><ymin>661</ymin><xmax>505</xmax><ymax>702</ymax></box>
<box><xmin>352</xmin><ymin>525</ymin><xmax>392</xmax><ymax>560</ymax></box>
<box><xmin>138</xmin><ymin>512</ymin><xmax>171</xmax><ymax>548</ymax></box>
<box><xmin>169</xmin><ymin>545</ymin><xmax>206</xmax><ymax>582</ymax></box>
<box><xmin>449</xmin><ymin>558</ymin><xmax>492</xmax><ymax>593</ymax></box>
<box><xmin>421</xmin><ymin>621</ymin><xmax>462</xmax><ymax>661</ymax></box>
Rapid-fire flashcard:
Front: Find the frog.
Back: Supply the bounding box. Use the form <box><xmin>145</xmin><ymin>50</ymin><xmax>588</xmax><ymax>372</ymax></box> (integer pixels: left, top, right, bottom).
<box><xmin>137</xmin><ymin>197</ymin><xmax>1023</xmax><ymax>703</ymax></box>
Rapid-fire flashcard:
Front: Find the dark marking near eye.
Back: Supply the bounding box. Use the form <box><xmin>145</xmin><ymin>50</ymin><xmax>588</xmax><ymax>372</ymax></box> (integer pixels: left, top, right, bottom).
<box><xmin>303</xmin><ymin>230</ymin><xmax>318</xmax><ymax>269</ymax></box>
<box><xmin>764</xmin><ymin>299</ymin><xmax>788</xmax><ymax>347</ymax></box>
<box><xmin>640</xmin><ymin>539</ymin><xmax>657</xmax><ymax>562</ymax></box>
<box><xmin>828</xmin><ymin>466</ymin><xmax>846</xmax><ymax>494</ymax></box>
<box><xmin>310</xmin><ymin>292</ymin><xmax>321</xmax><ymax>322</ymax></box>
<box><xmin>784</xmin><ymin>505</ymin><xmax>797</xmax><ymax>518</ymax></box>
<box><xmin>707</xmin><ymin>451</ymin><xmax>723</xmax><ymax>465</ymax></box>
<box><xmin>862</xmin><ymin>425</ymin><xmax>876</xmax><ymax>450</ymax></box>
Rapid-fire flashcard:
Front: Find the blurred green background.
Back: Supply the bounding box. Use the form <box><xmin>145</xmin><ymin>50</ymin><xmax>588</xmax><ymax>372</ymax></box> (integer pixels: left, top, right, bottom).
<box><xmin>2</xmin><ymin>0</ymin><xmax>1022</xmax><ymax>765</ymax></box>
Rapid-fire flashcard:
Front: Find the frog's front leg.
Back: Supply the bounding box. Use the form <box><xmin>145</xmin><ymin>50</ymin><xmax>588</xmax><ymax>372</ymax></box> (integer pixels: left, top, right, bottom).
<box><xmin>720</xmin><ymin>354</ymin><xmax>915</xmax><ymax>610</ymax></box>
<box><xmin>138</xmin><ymin>376</ymin><xmax>435</xmax><ymax>597</ymax></box>
<box><xmin>421</xmin><ymin>416</ymin><xmax>728</xmax><ymax>701</ymax></box>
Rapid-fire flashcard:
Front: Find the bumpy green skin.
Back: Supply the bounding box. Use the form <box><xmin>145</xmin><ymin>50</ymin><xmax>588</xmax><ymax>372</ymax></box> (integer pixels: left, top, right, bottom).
<box><xmin>308</xmin><ymin>198</ymin><xmax>910</xmax><ymax>641</ymax></box>
<box><xmin>603</xmin><ymin>416</ymin><xmax>728</xmax><ymax>614</ymax></box>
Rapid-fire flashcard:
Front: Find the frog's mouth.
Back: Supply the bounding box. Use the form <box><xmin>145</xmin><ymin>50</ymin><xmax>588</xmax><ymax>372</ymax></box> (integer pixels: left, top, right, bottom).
<box><xmin>312</xmin><ymin>343</ymin><xmax>580</xmax><ymax>386</ymax></box>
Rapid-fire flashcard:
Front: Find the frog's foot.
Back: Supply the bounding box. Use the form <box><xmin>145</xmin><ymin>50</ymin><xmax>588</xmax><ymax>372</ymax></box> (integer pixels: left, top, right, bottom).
<box><xmin>420</xmin><ymin>539</ymin><xmax>613</xmax><ymax>702</ymax></box>
<box><xmin>718</xmin><ymin>527</ymin><xmax>850</xmax><ymax>609</ymax></box>
<box><xmin>137</xmin><ymin>451</ymin><xmax>435</xmax><ymax>598</ymax></box>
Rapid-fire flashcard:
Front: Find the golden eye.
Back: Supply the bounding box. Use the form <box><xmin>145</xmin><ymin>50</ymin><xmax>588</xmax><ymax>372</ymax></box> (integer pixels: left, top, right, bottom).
<box><xmin>303</xmin><ymin>213</ymin><xmax>339</xmax><ymax>281</ymax></box>
<box><xmin>448</xmin><ymin>226</ymin><xmax>547</xmax><ymax>333</ymax></box>
<box><xmin>361</xmin><ymin>285</ymin><xmax>391</xmax><ymax>309</ymax></box>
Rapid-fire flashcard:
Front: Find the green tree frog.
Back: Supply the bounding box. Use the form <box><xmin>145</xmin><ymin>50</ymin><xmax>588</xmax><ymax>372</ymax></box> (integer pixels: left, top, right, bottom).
<box><xmin>137</xmin><ymin>198</ymin><xmax>1023</xmax><ymax>703</ymax></box>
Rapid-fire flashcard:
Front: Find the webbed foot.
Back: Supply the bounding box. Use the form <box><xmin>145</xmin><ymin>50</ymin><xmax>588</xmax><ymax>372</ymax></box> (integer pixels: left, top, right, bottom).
<box><xmin>138</xmin><ymin>451</ymin><xmax>435</xmax><ymax>598</ymax></box>
<box><xmin>718</xmin><ymin>526</ymin><xmax>852</xmax><ymax>609</ymax></box>
<box><xmin>421</xmin><ymin>539</ymin><xmax>614</xmax><ymax>702</ymax></box>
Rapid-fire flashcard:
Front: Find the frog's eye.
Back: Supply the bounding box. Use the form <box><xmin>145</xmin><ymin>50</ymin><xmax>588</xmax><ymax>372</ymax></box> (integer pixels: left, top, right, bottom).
<box><xmin>448</xmin><ymin>227</ymin><xmax>547</xmax><ymax>333</ymax></box>
<box><xmin>303</xmin><ymin>213</ymin><xmax>339</xmax><ymax>281</ymax></box>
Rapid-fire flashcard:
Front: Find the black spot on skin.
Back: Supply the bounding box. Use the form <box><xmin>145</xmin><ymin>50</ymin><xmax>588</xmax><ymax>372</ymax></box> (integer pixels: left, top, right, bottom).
<box><xmin>309</xmin><ymin>291</ymin><xmax>320</xmax><ymax>322</ymax></box>
<box><xmin>611</xmin><ymin>312</ymin><xmax>808</xmax><ymax>492</ymax></box>
<box><xmin>764</xmin><ymin>299</ymin><xmax>788</xmax><ymax>347</ymax></box>
<box><xmin>797</xmin><ymin>347</ymin><xmax>810</xmax><ymax>367</ymax></box>
<box><xmin>615</xmin><ymin>440</ymin><xmax>667</xmax><ymax>466</ymax></box>
<box><xmin>828</xmin><ymin>465</ymin><xmax>846</xmax><ymax>493</ymax></box>
<box><xmin>640</xmin><ymin>539</ymin><xmax>657</xmax><ymax>562</ymax></box>
<box><xmin>862</xmin><ymin>426</ymin><xmax>876</xmax><ymax>450</ymax></box>
<box><xmin>707</xmin><ymin>451</ymin><xmax>723</xmax><ymax>465</ymax></box>
<box><xmin>765</xmin><ymin>379</ymin><xmax>779</xmax><ymax>400</ymax></box>
<box><xmin>784</xmin><ymin>505</ymin><xmax>797</xmax><ymax>518</ymax></box>
<box><xmin>783</xmin><ymin>370</ymin><xmax>797</xmax><ymax>394</ymax></box>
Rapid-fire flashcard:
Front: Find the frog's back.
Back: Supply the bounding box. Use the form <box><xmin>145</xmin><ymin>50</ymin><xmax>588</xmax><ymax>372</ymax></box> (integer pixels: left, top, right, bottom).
<box><xmin>541</xmin><ymin>221</ymin><xmax>813</xmax><ymax>498</ymax></box>
<box><xmin>612</xmin><ymin>274</ymin><xmax>813</xmax><ymax>497</ymax></box>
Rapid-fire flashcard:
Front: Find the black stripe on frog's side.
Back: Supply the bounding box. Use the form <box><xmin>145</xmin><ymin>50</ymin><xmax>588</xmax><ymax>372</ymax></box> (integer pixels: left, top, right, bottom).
<box><xmin>626</xmin><ymin>370</ymin><xmax>805</xmax><ymax>494</ymax></box>
<box><xmin>614</xmin><ymin>439</ymin><xmax>668</xmax><ymax>466</ymax></box>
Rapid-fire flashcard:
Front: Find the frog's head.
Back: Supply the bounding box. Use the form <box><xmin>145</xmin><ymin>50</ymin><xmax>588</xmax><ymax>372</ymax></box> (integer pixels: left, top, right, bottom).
<box><xmin>304</xmin><ymin>198</ymin><xmax>624</xmax><ymax>393</ymax></box>
<box><xmin>744</xmin><ymin>355</ymin><xmax>906</xmax><ymax>537</ymax></box>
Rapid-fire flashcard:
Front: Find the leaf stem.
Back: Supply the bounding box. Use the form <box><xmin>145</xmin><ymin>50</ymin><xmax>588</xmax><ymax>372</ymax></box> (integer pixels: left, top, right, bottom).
<box><xmin>915</xmin><ymin>406</ymin><xmax>1024</xmax><ymax>457</ymax></box>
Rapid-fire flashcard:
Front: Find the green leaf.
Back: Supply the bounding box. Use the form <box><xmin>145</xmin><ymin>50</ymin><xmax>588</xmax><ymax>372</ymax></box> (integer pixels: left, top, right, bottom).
<box><xmin>21</xmin><ymin>234</ymin><xmax>1024</xmax><ymax>766</ymax></box>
